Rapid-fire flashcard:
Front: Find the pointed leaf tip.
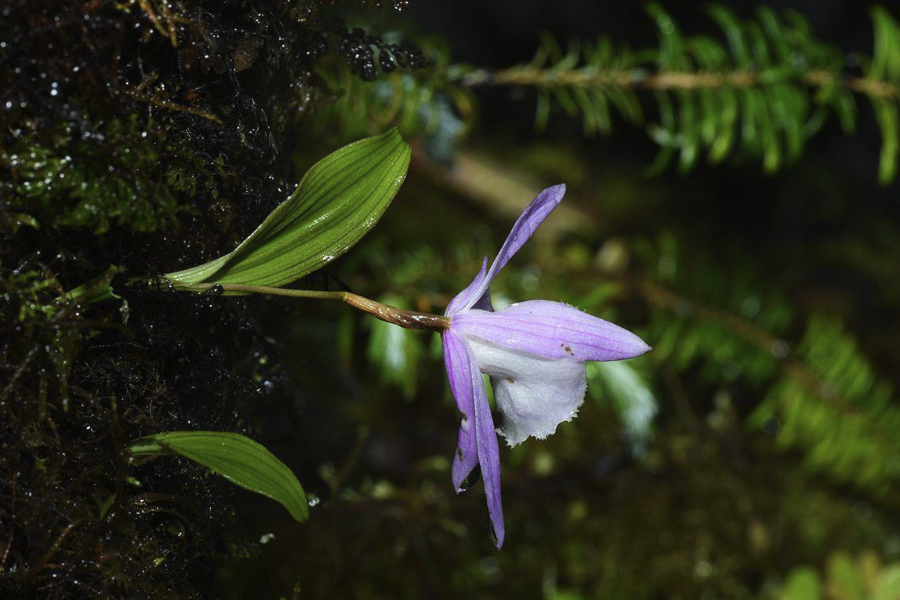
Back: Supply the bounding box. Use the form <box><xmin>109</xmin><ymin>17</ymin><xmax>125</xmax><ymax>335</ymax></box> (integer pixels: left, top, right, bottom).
<box><xmin>165</xmin><ymin>129</ymin><xmax>411</xmax><ymax>291</ymax></box>
<box><xmin>128</xmin><ymin>431</ymin><xmax>309</xmax><ymax>523</ymax></box>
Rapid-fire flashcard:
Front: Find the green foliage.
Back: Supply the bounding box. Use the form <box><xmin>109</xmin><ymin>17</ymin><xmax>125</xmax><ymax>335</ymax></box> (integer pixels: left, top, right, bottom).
<box><xmin>869</xmin><ymin>7</ymin><xmax>900</xmax><ymax>183</ymax></box>
<box><xmin>644</xmin><ymin>3</ymin><xmax>845</xmax><ymax>175</ymax></box>
<box><xmin>365</xmin><ymin>295</ymin><xmax>425</xmax><ymax>399</ymax></box>
<box><xmin>5</xmin><ymin>0</ymin><xmax>900</xmax><ymax>597</ymax></box>
<box><xmin>63</xmin><ymin>265</ymin><xmax>121</xmax><ymax>305</ymax></box>
<box><xmin>456</xmin><ymin>4</ymin><xmax>900</xmax><ymax>183</ymax></box>
<box><xmin>750</xmin><ymin>317</ymin><xmax>900</xmax><ymax>492</ymax></box>
<box><xmin>782</xmin><ymin>568</ymin><xmax>824</xmax><ymax>600</ymax></box>
<box><xmin>0</xmin><ymin>265</ymin><xmax>83</xmax><ymax>405</ymax></box>
<box><xmin>0</xmin><ymin>1</ymin><xmax>407</xmax><ymax>597</ymax></box>
<box><xmin>641</xmin><ymin>235</ymin><xmax>793</xmax><ymax>387</ymax></box>
<box><xmin>514</xmin><ymin>32</ymin><xmax>646</xmax><ymax>136</ymax></box>
<box><xmin>780</xmin><ymin>552</ymin><xmax>900</xmax><ymax>600</ymax></box>
<box><xmin>128</xmin><ymin>431</ymin><xmax>309</xmax><ymax>523</ymax></box>
<box><xmin>1</xmin><ymin>116</ymin><xmax>183</xmax><ymax>233</ymax></box>
<box><xmin>165</xmin><ymin>129</ymin><xmax>411</xmax><ymax>291</ymax></box>
<box><xmin>587</xmin><ymin>359</ymin><xmax>657</xmax><ymax>454</ymax></box>
<box><xmin>635</xmin><ymin>235</ymin><xmax>899</xmax><ymax>493</ymax></box>
<box><xmin>311</xmin><ymin>38</ymin><xmax>474</xmax><ymax>161</ymax></box>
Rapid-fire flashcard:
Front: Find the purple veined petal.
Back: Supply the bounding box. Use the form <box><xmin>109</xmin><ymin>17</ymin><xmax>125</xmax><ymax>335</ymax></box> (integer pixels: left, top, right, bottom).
<box><xmin>452</xmin><ymin>299</ymin><xmax>651</xmax><ymax>363</ymax></box>
<box><xmin>457</xmin><ymin>185</ymin><xmax>567</xmax><ymax>313</ymax></box>
<box><xmin>466</xmin><ymin>336</ymin><xmax>588</xmax><ymax>447</ymax></box>
<box><xmin>443</xmin><ymin>331</ymin><xmax>506</xmax><ymax>547</ymax></box>
<box><xmin>486</xmin><ymin>184</ymin><xmax>567</xmax><ymax>283</ymax></box>
<box><xmin>445</xmin><ymin>257</ymin><xmax>489</xmax><ymax>317</ymax></box>
<box><xmin>465</xmin><ymin>348</ymin><xmax>505</xmax><ymax>548</ymax></box>
<box><xmin>442</xmin><ymin>331</ymin><xmax>479</xmax><ymax>491</ymax></box>
<box><xmin>452</xmin><ymin>424</ymin><xmax>479</xmax><ymax>491</ymax></box>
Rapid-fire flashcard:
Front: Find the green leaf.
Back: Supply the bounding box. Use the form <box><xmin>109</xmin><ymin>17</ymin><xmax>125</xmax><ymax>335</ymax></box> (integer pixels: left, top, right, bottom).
<box><xmin>828</xmin><ymin>552</ymin><xmax>867</xmax><ymax>600</ymax></box>
<box><xmin>63</xmin><ymin>265</ymin><xmax>121</xmax><ymax>305</ymax></box>
<box><xmin>366</xmin><ymin>295</ymin><xmax>423</xmax><ymax>399</ymax></box>
<box><xmin>586</xmin><ymin>358</ymin><xmax>657</xmax><ymax>454</ymax></box>
<box><xmin>164</xmin><ymin>128</ymin><xmax>411</xmax><ymax>292</ymax></box>
<box><xmin>128</xmin><ymin>431</ymin><xmax>309</xmax><ymax>523</ymax></box>
<box><xmin>780</xmin><ymin>567</ymin><xmax>823</xmax><ymax>600</ymax></box>
<box><xmin>875</xmin><ymin>565</ymin><xmax>900</xmax><ymax>600</ymax></box>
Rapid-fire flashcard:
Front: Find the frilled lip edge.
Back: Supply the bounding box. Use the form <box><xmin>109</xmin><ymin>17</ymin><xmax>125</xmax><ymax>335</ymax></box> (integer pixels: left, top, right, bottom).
<box><xmin>459</xmin><ymin>333</ymin><xmax>589</xmax><ymax>447</ymax></box>
<box><xmin>495</xmin><ymin>394</ymin><xmax>583</xmax><ymax>446</ymax></box>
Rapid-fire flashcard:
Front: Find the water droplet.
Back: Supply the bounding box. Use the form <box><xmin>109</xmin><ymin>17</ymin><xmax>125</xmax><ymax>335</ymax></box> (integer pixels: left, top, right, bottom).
<box><xmin>307</xmin><ymin>495</ymin><xmax>320</xmax><ymax>507</ymax></box>
<box><xmin>259</xmin><ymin>532</ymin><xmax>276</xmax><ymax>544</ymax></box>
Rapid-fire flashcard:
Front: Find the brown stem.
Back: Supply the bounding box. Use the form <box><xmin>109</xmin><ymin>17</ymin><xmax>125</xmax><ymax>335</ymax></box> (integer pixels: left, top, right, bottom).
<box><xmin>138</xmin><ymin>0</ymin><xmax>178</xmax><ymax>47</ymax></box>
<box><xmin>122</xmin><ymin>90</ymin><xmax>224</xmax><ymax>124</ymax></box>
<box><xmin>182</xmin><ymin>282</ymin><xmax>450</xmax><ymax>332</ymax></box>
<box><xmin>342</xmin><ymin>292</ymin><xmax>450</xmax><ymax>331</ymax></box>
<box><xmin>460</xmin><ymin>65</ymin><xmax>900</xmax><ymax>99</ymax></box>
<box><xmin>20</xmin><ymin>518</ymin><xmax>85</xmax><ymax>580</ymax></box>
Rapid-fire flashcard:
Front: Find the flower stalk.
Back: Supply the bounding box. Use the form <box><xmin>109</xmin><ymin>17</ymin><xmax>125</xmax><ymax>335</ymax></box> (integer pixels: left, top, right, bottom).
<box><xmin>180</xmin><ymin>282</ymin><xmax>450</xmax><ymax>332</ymax></box>
<box><xmin>159</xmin><ymin>184</ymin><xmax>649</xmax><ymax>550</ymax></box>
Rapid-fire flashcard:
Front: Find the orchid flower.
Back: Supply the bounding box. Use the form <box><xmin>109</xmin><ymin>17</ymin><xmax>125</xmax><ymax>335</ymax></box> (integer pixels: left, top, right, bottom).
<box><xmin>442</xmin><ymin>184</ymin><xmax>651</xmax><ymax>548</ymax></box>
<box><xmin>172</xmin><ymin>182</ymin><xmax>650</xmax><ymax>549</ymax></box>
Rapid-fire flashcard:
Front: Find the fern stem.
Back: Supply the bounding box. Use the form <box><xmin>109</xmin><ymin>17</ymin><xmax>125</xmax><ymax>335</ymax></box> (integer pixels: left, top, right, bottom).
<box><xmin>635</xmin><ymin>279</ymin><xmax>887</xmax><ymax>425</ymax></box>
<box><xmin>846</xmin><ymin>76</ymin><xmax>900</xmax><ymax>100</ymax></box>
<box><xmin>459</xmin><ymin>66</ymin><xmax>900</xmax><ymax>99</ymax></box>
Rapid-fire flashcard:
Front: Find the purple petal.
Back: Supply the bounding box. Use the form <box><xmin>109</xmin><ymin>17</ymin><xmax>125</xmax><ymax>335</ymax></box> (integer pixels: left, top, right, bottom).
<box><xmin>442</xmin><ymin>331</ymin><xmax>479</xmax><ymax>491</ymax></box>
<box><xmin>454</xmin><ymin>185</ymin><xmax>566</xmax><ymax>314</ymax></box>
<box><xmin>452</xmin><ymin>299</ymin><xmax>651</xmax><ymax>362</ymax></box>
<box><xmin>487</xmin><ymin>185</ymin><xmax>566</xmax><ymax>282</ymax></box>
<box><xmin>467</xmin><ymin>352</ymin><xmax>505</xmax><ymax>548</ymax></box>
<box><xmin>445</xmin><ymin>257</ymin><xmax>489</xmax><ymax>317</ymax></box>
<box><xmin>442</xmin><ymin>330</ymin><xmax>506</xmax><ymax>548</ymax></box>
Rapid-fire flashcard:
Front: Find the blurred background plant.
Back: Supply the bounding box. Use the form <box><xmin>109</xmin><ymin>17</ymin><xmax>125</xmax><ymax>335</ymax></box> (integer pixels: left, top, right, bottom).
<box><xmin>780</xmin><ymin>551</ymin><xmax>900</xmax><ymax>600</ymax></box>
<box><xmin>2</xmin><ymin>0</ymin><xmax>899</xmax><ymax>598</ymax></box>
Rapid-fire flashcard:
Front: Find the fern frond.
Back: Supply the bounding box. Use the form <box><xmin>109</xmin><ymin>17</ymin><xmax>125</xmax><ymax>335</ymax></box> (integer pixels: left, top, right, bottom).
<box><xmin>310</xmin><ymin>37</ymin><xmax>474</xmax><ymax>162</ymax></box>
<box><xmin>635</xmin><ymin>238</ymin><xmax>900</xmax><ymax>494</ymax></box>
<box><xmin>749</xmin><ymin>317</ymin><xmax>900</xmax><ymax>491</ymax></box>
<box><xmin>456</xmin><ymin>4</ymin><xmax>900</xmax><ymax>184</ymax></box>
<box><xmin>587</xmin><ymin>359</ymin><xmax>658</xmax><ymax>455</ymax></box>
<box><xmin>868</xmin><ymin>7</ymin><xmax>900</xmax><ymax>183</ymax></box>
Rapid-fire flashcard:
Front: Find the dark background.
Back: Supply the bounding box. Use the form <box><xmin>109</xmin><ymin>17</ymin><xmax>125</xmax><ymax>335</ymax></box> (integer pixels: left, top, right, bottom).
<box><xmin>2</xmin><ymin>1</ymin><xmax>899</xmax><ymax>598</ymax></box>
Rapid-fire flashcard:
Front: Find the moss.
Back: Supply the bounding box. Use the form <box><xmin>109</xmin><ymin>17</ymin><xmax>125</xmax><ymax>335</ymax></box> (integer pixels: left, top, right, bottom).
<box><xmin>0</xmin><ymin>266</ymin><xmax>82</xmax><ymax>410</ymax></box>
<box><xmin>0</xmin><ymin>0</ymin><xmax>425</xmax><ymax>596</ymax></box>
<box><xmin>2</xmin><ymin>117</ymin><xmax>181</xmax><ymax>233</ymax></box>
